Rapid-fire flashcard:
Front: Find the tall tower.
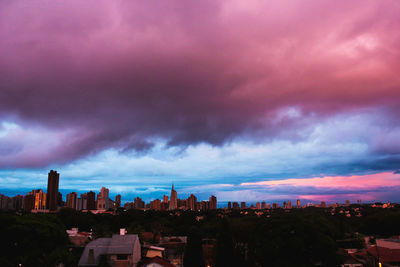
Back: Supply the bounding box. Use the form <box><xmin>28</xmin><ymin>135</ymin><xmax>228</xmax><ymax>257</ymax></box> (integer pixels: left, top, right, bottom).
<box><xmin>169</xmin><ymin>184</ymin><xmax>177</xmax><ymax>210</ymax></box>
<box><xmin>209</xmin><ymin>195</ymin><xmax>217</xmax><ymax>210</ymax></box>
<box><xmin>115</xmin><ymin>194</ymin><xmax>121</xmax><ymax>208</ymax></box>
<box><xmin>46</xmin><ymin>170</ymin><xmax>59</xmax><ymax>211</ymax></box>
<box><xmin>87</xmin><ymin>191</ymin><xmax>96</xmax><ymax>210</ymax></box>
<box><xmin>97</xmin><ymin>187</ymin><xmax>110</xmax><ymax>210</ymax></box>
<box><xmin>66</xmin><ymin>192</ymin><xmax>78</xmax><ymax>209</ymax></box>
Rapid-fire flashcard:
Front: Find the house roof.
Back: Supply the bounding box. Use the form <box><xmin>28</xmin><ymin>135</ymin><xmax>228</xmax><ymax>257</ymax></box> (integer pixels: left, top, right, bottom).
<box><xmin>107</xmin><ymin>234</ymin><xmax>138</xmax><ymax>254</ymax></box>
<box><xmin>78</xmin><ymin>234</ymin><xmax>139</xmax><ymax>266</ymax></box>
<box><xmin>78</xmin><ymin>238</ymin><xmax>111</xmax><ymax>266</ymax></box>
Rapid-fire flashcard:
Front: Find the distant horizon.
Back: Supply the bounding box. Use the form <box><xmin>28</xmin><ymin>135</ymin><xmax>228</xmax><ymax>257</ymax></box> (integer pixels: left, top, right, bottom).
<box><xmin>1</xmin><ymin>171</ymin><xmax>397</xmax><ymax>205</ymax></box>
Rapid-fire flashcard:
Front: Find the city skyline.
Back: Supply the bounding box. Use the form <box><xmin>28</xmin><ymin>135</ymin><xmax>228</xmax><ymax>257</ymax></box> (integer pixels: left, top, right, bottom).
<box><xmin>3</xmin><ymin>169</ymin><xmax>375</xmax><ymax>212</ymax></box>
<box><xmin>1</xmin><ymin>0</ymin><xmax>400</xmax><ymax>203</ymax></box>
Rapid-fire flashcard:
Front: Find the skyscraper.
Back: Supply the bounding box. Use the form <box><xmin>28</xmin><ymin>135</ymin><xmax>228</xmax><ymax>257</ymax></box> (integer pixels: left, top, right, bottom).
<box><xmin>163</xmin><ymin>195</ymin><xmax>169</xmax><ymax>203</ymax></box>
<box><xmin>169</xmin><ymin>184</ymin><xmax>177</xmax><ymax>210</ymax></box>
<box><xmin>134</xmin><ymin>197</ymin><xmax>145</xmax><ymax>209</ymax></box>
<box><xmin>97</xmin><ymin>187</ymin><xmax>110</xmax><ymax>210</ymax></box>
<box><xmin>23</xmin><ymin>193</ymin><xmax>35</xmax><ymax>212</ymax></box>
<box><xmin>87</xmin><ymin>191</ymin><xmax>96</xmax><ymax>210</ymax></box>
<box><xmin>78</xmin><ymin>193</ymin><xmax>88</xmax><ymax>210</ymax></box>
<box><xmin>46</xmin><ymin>170</ymin><xmax>59</xmax><ymax>211</ymax></box>
<box><xmin>296</xmin><ymin>199</ymin><xmax>301</xmax><ymax>208</ymax></box>
<box><xmin>66</xmin><ymin>192</ymin><xmax>78</xmax><ymax>209</ymax></box>
<box><xmin>34</xmin><ymin>189</ymin><xmax>46</xmax><ymax>210</ymax></box>
<box><xmin>187</xmin><ymin>194</ymin><xmax>197</xmax><ymax>211</ymax></box>
<box><xmin>209</xmin><ymin>195</ymin><xmax>217</xmax><ymax>210</ymax></box>
<box><xmin>150</xmin><ymin>199</ymin><xmax>162</xmax><ymax>210</ymax></box>
<box><xmin>115</xmin><ymin>194</ymin><xmax>121</xmax><ymax>208</ymax></box>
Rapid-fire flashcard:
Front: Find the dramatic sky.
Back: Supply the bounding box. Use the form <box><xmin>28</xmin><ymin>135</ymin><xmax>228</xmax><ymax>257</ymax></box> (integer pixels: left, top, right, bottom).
<box><xmin>1</xmin><ymin>0</ymin><xmax>400</xmax><ymax>204</ymax></box>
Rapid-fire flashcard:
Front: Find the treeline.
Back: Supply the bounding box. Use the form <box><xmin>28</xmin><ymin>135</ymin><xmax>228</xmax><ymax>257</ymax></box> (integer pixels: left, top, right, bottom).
<box><xmin>1</xmin><ymin>205</ymin><xmax>400</xmax><ymax>266</ymax></box>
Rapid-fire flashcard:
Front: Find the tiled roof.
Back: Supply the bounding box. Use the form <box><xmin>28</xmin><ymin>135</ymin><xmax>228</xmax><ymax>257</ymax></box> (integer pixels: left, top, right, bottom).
<box><xmin>107</xmin><ymin>234</ymin><xmax>138</xmax><ymax>254</ymax></box>
<box><xmin>78</xmin><ymin>234</ymin><xmax>139</xmax><ymax>266</ymax></box>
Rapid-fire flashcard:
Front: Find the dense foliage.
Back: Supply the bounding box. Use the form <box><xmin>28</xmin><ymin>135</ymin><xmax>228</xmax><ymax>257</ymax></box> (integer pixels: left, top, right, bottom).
<box><xmin>1</xmin><ymin>205</ymin><xmax>400</xmax><ymax>267</ymax></box>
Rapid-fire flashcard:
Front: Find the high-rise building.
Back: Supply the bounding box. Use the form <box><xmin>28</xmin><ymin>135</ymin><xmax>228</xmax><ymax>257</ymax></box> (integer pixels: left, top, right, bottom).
<box><xmin>345</xmin><ymin>200</ymin><xmax>350</xmax><ymax>207</ymax></box>
<box><xmin>163</xmin><ymin>195</ymin><xmax>169</xmax><ymax>204</ymax></box>
<box><xmin>97</xmin><ymin>187</ymin><xmax>110</xmax><ymax>210</ymax></box>
<box><xmin>134</xmin><ymin>197</ymin><xmax>145</xmax><ymax>209</ymax></box>
<box><xmin>199</xmin><ymin>201</ymin><xmax>209</xmax><ymax>211</ymax></box>
<box><xmin>24</xmin><ymin>193</ymin><xmax>35</xmax><ymax>212</ymax></box>
<box><xmin>187</xmin><ymin>194</ymin><xmax>197</xmax><ymax>211</ymax></box>
<box><xmin>296</xmin><ymin>199</ymin><xmax>301</xmax><ymax>208</ymax></box>
<box><xmin>256</xmin><ymin>202</ymin><xmax>261</xmax><ymax>209</ymax></box>
<box><xmin>57</xmin><ymin>192</ymin><xmax>64</xmax><ymax>207</ymax></box>
<box><xmin>209</xmin><ymin>195</ymin><xmax>217</xmax><ymax>210</ymax></box>
<box><xmin>261</xmin><ymin>202</ymin><xmax>266</xmax><ymax>209</ymax></box>
<box><xmin>240</xmin><ymin>202</ymin><xmax>246</xmax><ymax>209</ymax></box>
<box><xmin>321</xmin><ymin>201</ymin><xmax>326</xmax><ymax>208</ymax></box>
<box><xmin>115</xmin><ymin>194</ymin><xmax>121</xmax><ymax>208</ymax></box>
<box><xmin>228</xmin><ymin>201</ymin><xmax>232</xmax><ymax>209</ymax></box>
<box><xmin>77</xmin><ymin>193</ymin><xmax>88</xmax><ymax>210</ymax></box>
<box><xmin>169</xmin><ymin>184</ymin><xmax>177</xmax><ymax>210</ymax></box>
<box><xmin>66</xmin><ymin>192</ymin><xmax>78</xmax><ymax>209</ymax></box>
<box><xmin>87</xmin><ymin>191</ymin><xmax>96</xmax><ymax>210</ymax></box>
<box><xmin>232</xmin><ymin>202</ymin><xmax>239</xmax><ymax>210</ymax></box>
<box><xmin>287</xmin><ymin>200</ymin><xmax>292</xmax><ymax>209</ymax></box>
<box><xmin>34</xmin><ymin>189</ymin><xmax>46</xmax><ymax>210</ymax></box>
<box><xmin>150</xmin><ymin>199</ymin><xmax>162</xmax><ymax>210</ymax></box>
<box><xmin>12</xmin><ymin>195</ymin><xmax>24</xmax><ymax>210</ymax></box>
<box><xmin>46</xmin><ymin>170</ymin><xmax>59</xmax><ymax>211</ymax></box>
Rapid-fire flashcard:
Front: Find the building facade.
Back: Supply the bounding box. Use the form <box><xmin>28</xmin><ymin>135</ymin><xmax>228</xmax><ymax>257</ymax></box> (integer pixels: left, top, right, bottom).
<box><xmin>46</xmin><ymin>170</ymin><xmax>59</xmax><ymax>211</ymax></box>
<box><xmin>169</xmin><ymin>185</ymin><xmax>177</xmax><ymax>210</ymax></box>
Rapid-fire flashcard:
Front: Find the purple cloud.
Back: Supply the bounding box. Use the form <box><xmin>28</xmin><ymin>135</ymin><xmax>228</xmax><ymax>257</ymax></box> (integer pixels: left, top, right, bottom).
<box><xmin>0</xmin><ymin>0</ymin><xmax>400</xmax><ymax>168</ymax></box>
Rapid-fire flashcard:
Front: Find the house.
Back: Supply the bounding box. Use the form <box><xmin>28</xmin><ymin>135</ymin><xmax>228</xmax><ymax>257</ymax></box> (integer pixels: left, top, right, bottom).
<box><xmin>79</xmin><ymin>231</ymin><xmax>141</xmax><ymax>267</ymax></box>
<box><xmin>67</xmin><ymin>228</ymin><xmax>92</xmax><ymax>247</ymax></box>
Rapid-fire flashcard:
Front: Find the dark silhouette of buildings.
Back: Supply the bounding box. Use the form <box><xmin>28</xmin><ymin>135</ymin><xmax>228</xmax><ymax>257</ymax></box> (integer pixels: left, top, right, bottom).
<box><xmin>187</xmin><ymin>194</ymin><xmax>197</xmax><ymax>211</ymax></box>
<box><xmin>87</xmin><ymin>191</ymin><xmax>96</xmax><ymax>210</ymax></box>
<box><xmin>150</xmin><ymin>199</ymin><xmax>162</xmax><ymax>210</ymax></box>
<box><xmin>23</xmin><ymin>193</ymin><xmax>35</xmax><ymax>212</ymax></box>
<box><xmin>169</xmin><ymin>184</ymin><xmax>177</xmax><ymax>210</ymax></box>
<box><xmin>134</xmin><ymin>197</ymin><xmax>145</xmax><ymax>209</ymax></box>
<box><xmin>209</xmin><ymin>195</ymin><xmax>217</xmax><ymax>210</ymax></box>
<box><xmin>46</xmin><ymin>170</ymin><xmax>59</xmax><ymax>211</ymax></box>
<box><xmin>67</xmin><ymin>192</ymin><xmax>78</xmax><ymax>209</ymax></box>
<box><xmin>115</xmin><ymin>194</ymin><xmax>121</xmax><ymax>208</ymax></box>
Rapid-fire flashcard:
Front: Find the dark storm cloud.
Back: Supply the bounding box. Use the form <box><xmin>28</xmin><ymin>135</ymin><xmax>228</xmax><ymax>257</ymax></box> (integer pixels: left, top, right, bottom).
<box><xmin>0</xmin><ymin>0</ymin><xmax>400</xmax><ymax>168</ymax></box>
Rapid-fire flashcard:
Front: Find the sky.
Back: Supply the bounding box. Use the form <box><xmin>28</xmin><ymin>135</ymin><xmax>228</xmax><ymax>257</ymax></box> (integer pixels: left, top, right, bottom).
<box><xmin>0</xmin><ymin>0</ymin><xmax>400</xmax><ymax>204</ymax></box>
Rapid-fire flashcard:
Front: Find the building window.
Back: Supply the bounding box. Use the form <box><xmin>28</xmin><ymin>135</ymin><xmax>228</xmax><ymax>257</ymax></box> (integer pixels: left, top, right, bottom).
<box><xmin>116</xmin><ymin>254</ymin><xmax>128</xmax><ymax>260</ymax></box>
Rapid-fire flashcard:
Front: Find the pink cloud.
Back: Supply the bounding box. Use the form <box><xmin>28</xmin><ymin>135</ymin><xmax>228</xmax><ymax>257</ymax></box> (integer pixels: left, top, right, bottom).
<box><xmin>0</xmin><ymin>0</ymin><xmax>399</xmax><ymax>168</ymax></box>
<box><xmin>241</xmin><ymin>172</ymin><xmax>400</xmax><ymax>189</ymax></box>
